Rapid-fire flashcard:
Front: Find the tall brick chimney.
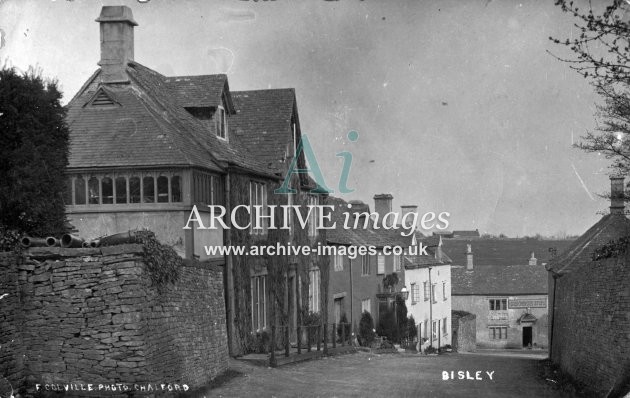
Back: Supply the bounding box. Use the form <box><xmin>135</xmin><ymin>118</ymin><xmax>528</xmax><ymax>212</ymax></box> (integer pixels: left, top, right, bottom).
<box><xmin>610</xmin><ymin>175</ymin><xmax>625</xmax><ymax>215</ymax></box>
<box><xmin>466</xmin><ymin>244</ymin><xmax>473</xmax><ymax>270</ymax></box>
<box><xmin>373</xmin><ymin>194</ymin><xmax>393</xmax><ymax>219</ymax></box>
<box><xmin>96</xmin><ymin>6</ymin><xmax>137</xmax><ymax>83</ymax></box>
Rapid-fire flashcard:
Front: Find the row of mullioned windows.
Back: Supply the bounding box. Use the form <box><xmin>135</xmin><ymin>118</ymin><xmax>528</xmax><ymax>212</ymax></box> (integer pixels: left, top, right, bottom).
<box><xmin>332</xmin><ymin>254</ymin><xmax>402</xmax><ymax>273</ymax></box>
<box><xmin>65</xmin><ymin>174</ymin><xmax>182</xmax><ymax>206</ymax></box>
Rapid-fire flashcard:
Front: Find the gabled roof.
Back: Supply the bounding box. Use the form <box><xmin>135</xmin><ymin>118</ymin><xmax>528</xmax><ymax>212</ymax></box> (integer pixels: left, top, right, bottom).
<box><xmin>547</xmin><ymin>213</ymin><xmax>630</xmax><ymax>275</ymax></box>
<box><xmin>442</xmin><ymin>238</ymin><xmax>573</xmax><ymax>267</ymax></box>
<box><xmin>66</xmin><ymin>63</ymin><xmax>278</xmax><ymax>178</ymax></box>
<box><xmin>451</xmin><ymin>264</ymin><xmax>548</xmax><ymax>295</ymax></box>
<box><xmin>230</xmin><ymin>89</ymin><xmax>296</xmax><ymax>173</ymax></box>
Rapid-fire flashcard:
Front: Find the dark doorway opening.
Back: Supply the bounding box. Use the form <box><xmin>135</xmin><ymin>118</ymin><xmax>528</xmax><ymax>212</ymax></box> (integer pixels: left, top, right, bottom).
<box><xmin>522</xmin><ymin>326</ymin><xmax>532</xmax><ymax>347</ymax></box>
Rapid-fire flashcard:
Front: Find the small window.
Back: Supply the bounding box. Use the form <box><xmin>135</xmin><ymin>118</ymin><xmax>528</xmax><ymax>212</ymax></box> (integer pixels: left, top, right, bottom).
<box><xmin>157</xmin><ymin>176</ymin><xmax>169</xmax><ymax>203</ymax></box>
<box><xmin>333</xmin><ymin>254</ymin><xmax>343</xmax><ymax>272</ymax></box>
<box><xmin>489</xmin><ymin>299</ymin><xmax>507</xmax><ymax>311</ymax></box>
<box><xmin>377</xmin><ymin>254</ymin><xmax>385</xmax><ymax>275</ymax></box>
<box><xmin>171</xmin><ymin>176</ymin><xmax>182</xmax><ymax>202</ymax></box>
<box><xmin>115</xmin><ymin>177</ymin><xmax>127</xmax><ymax>204</ymax></box>
<box><xmin>443</xmin><ymin>282</ymin><xmax>447</xmax><ymax>301</ymax></box>
<box><xmin>88</xmin><ymin>177</ymin><xmax>99</xmax><ymax>204</ymax></box>
<box><xmin>411</xmin><ymin>283</ymin><xmax>420</xmax><ymax>304</ymax></box>
<box><xmin>309</xmin><ymin>269</ymin><xmax>320</xmax><ymax>313</ymax></box>
<box><xmin>143</xmin><ymin>176</ymin><xmax>155</xmax><ymax>203</ymax></box>
<box><xmin>393</xmin><ymin>255</ymin><xmax>401</xmax><ymax>272</ymax></box>
<box><xmin>216</xmin><ymin>106</ymin><xmax>227</xmax><ymax>139</ymax></box>
<box><xmin>250</xmin><ymin>181</ymin><xmax>267</xmax><ymax>234</ymax></box>
<box><xmin>101</xmin><ymin>177</ymin><xmax>113</xmax><ymax>204</ymax></box>
<box><xmin>432</xmin><ymin>283</ymin><xmax>437</xmax><ymax>303</ymax></box>
<box><xmin>129</xmin><ymin>177</ymin><xmax>141</xmax><ymax>203</ymax></box>
<box><xmin>361</xmin><ymin>298</ymin><xmax>371</xmax><ymax>314</ymax></box>
<box><xmin>74</xmin><ymin>176</ymin><xmax>86</xmax><ymax>205</ymax></box>
<box><xmin>361</xmin><ymin>255</ymin><xmax>369</xmax><ymax>275</ymax></box>
<box><xmin>489</xmin><ymin>326</ymin><xmax>508</xmax><ymax>340</ymax></box>
<box><xmin>423</xmin><ymin>281</ymin><xmax>430</xmax><ymax>301</ymax></box>
<box><xmin>442</xmin><ymin>317</ymin><xmax>448</xmax><ymax>335</ymax></box>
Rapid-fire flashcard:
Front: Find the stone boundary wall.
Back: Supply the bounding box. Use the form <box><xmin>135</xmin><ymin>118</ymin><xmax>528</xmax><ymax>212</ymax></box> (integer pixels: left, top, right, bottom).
<box><xmin>0</xmin><ymin>245</ymin><xmax>228</xmax><ymax>396</ymax></box>
<box><xmin>451</xmin><ymin>310</ymin><xmax>476</xmax><ymax>353</ymax></box>
<box><xmin>551</xmin><ymin>250</ymin><xmax>630</xmax><ymax>397</ymax></box>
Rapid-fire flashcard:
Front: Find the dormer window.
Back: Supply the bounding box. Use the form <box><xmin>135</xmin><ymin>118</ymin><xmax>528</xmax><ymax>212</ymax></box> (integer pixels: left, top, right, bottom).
<box><xmin>216</xmin><ymin>97</ymin><xmax>228</xmax><ymax>140</ymax></box>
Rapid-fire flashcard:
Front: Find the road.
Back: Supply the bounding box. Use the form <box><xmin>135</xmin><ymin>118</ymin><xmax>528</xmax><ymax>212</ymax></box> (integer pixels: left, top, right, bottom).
<box><xmin>202</xmin><ymin>350</ymin><xmax>571</xmax><ymax>398</ymax></box>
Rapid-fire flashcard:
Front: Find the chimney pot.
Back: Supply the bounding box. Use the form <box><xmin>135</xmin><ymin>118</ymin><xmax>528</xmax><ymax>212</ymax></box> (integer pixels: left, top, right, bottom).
<box><xmin>610</xmin><ymin>175</ymin><xmax>625</xmax><ymax>215</ymax></box>
<box><xmin>528</xmin><ymin>251</ymin><xmax>537</xmax><ymax>266</ymax></box>
<box><xmin>96</xmin><ymin>6</ymin><xmax>137</xmax><ymax>84</ymax></box>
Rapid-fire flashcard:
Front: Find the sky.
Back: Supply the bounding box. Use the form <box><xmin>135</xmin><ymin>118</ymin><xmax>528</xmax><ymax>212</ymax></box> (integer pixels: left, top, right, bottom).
<box><xmin>0</xmin><ymin>0</ymin><xmax>616</xmax><ymax>237</ymax></box>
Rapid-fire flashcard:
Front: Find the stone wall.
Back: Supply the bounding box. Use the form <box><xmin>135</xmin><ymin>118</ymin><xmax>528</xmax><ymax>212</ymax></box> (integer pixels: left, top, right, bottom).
<box><xmin>0</xmin><ymin>244</ymin><xmax>228</xmax><ymax>395</ymax></box>
<box><xmin>551</xmin><ymin>250</ymin><xmax>630</xmax><ymax>397</ymax></box>
<box><xmin>451</xmin><ymin>310</ymin><xmax>476</xmax><ymax>353</ymax></box>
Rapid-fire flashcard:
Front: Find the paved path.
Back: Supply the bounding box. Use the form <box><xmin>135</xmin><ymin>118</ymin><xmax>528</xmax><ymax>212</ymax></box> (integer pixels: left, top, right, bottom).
<box><xmin>203</xmin><ymin>351</ymin><xmax>571</xmax><ymax>398</ymax></box>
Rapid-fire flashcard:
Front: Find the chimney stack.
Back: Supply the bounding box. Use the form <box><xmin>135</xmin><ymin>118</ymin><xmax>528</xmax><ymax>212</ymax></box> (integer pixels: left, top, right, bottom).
<box><xmin>466</xmin><ymin>244</ymin><xmax>473</xmax><ymax>270</ymax></box>
<box><xmin>96</xmin><ymin>6</ymin><xmax>137</xmax><ymax>83</ymax></box>
<box><xmin>400</xmin><ymin>205</ymin><xmax>418</xmax><ymax>219</ymax></box>
<box><xmin>373</xmin><ymin>194</ymin><xmax>393</xmax><ymax>219</ymax></box>
<box><xmin>528</xmin><ymin>251</ymin><xmax>537</xmax><ymax>266</ymax></box>
<box><xmin>610</xmin><ymin>175</ymin><xmax>625</xmax><ymax>215</ymax></box>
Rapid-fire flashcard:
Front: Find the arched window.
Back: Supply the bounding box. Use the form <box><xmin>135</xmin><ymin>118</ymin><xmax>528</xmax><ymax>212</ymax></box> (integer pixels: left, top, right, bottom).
<box><xmin>157</xmin><ymin>176</ymin><xmax>169</xmax><ymax>203</ymax></box>
<box><xmin>115</xmin><ymin>177</ymin><xmax>127</xmax><ymax>204</ymax></box>
<box><xmin>129</xmin><ymin>177</ymin><xmax>141</xmax><ymax>203</ymax></box>
<box><xmin>102</xmin><ymin>177</ymin><xmax>113</xmax><ymax>204</ymax></box>
<box><xmin>74</xmin><ymin>176</ymin><xmax>86</xmax><ymax>205</ymax></box>
<box><xmin>171</xmin><ymin>176</ymin><xmax>182</xmax><ymax>202</ymax></box>
<box><xmin>88</xmin><ymin>177</ymin><xmax>99</xmax><ymax>204</ymax></box>
<box><xmin>143</xmin><ymin>176</ymin><xmax>155</xmax><ymax>203</ymax></box>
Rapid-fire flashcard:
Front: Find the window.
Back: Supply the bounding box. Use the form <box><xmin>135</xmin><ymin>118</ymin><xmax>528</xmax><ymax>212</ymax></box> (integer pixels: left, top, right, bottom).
<box><xmin>115</xmin><ymin>176</ymin><xmax>127</xmax><ymax>204</ymax></box>
<box><xmin>216</xmin><ymin>104</ymin><xmax>227</xmax><ymax>139</ymax></box>
<box><xmin>74</xmin><ymin>176</ymin><xmax>86</xmax><ymax>205</ymax></box>
<box><xmin>424</xmin><ymin>320</ymin><xmax>429</xmax><ymax>338</ymax></box>
<box><xmin>309</xmin><ymin>269</ymin><xmax>320</xmax><ymax>313</ymax></box>
<box><xmin>361</xmin><ymin>298</ymin><xmax>371</xmax><ymax>314</ymax></box>
<box><xmin>489</xmin><ymin>298</ymin><xmax>508</xmax><ymax>311</ymax></box>
<box><xmin>332</xmin><ymin>254</ymin><xmax>344</xmax><ymax>272</ymax></box>
<box><xmin>171</xmin><ymin>176</ymin><xmax>182</xmax><ymax>202</ymax></box>
<box><xmin>129</xmin><ymin>176</ymin><xmax>141</xmax><ymax>203</ymax></box>
<box><xmin>393</xmin><ymin>255</ymin><xmax>401</xmax><ymax>272</ymax></box>
<box><xmin>423</xmin><ymin>281</ymin><xmax>430</xmax><ymax>301</ymax></box>
<box><xmin>432</xmin><ymin>320</ymin><xmax>438</xmax><ymax>340</ymax></box>
<box><xmin>442</xmin><ymin>317</ymin><xmax>448</xmax><ymax>335</ymax></box>
<box><xmin>442</xmin><ymin>282</ymin><xmax>447</xmax><ymax>301</ymax></box>
<box><xmin>361</xmin><ymin>255</ymin><xmax>370</xmax><ymax>276</ymax></box>
<box><xmin>66</xmin><ymin>172</ymin><xmax>183</xmax><ymax>206</ymax></box>
<box><xmin>250</xmin><ymin>181</ymin><xmax>267</xmax><ymax>234</ymax></box>
<box><xmin>432</xmin><ymin>283</ymin><xmax>437</xmax><ymax>303</ymax></box>
<box><xmin>377</xmin><ymin>254</ymin><xmax>385</xmax><ymax>275</ymax></box>
<box><xmin>411</xmin><ymin>283</ymin><xmax>420</xmax><ymax>304</ymax></box>
<box><xmin>193</xmin><ymin>172</ymin><xmax>221</xmax><ymax>205</ymax></box>
<box><xmin>307</xmin><ymin>196</ymin><xmax>318</xmax><ymax>237</ymax></box>
<box><xmin>101</xmin><ymin>177</ymin><xmax>113</xmax><ymax>204</ymax></box>
<box><xmin>251</xmin><ymin>275</ymin><xmax>267</xmax><ymax>331</ymax></box>
<box><xmin>157</xmin><ymin>176</ymin><xmax>169</xmax><ymax>203</ymax></box>
<box><xmin>88</xmin><ymin>177</ymin><xmax>99</xmax><ymax>204</ymax></box>
<box><xmin>143</xmin><ymin>176</ymin><xmax>155</xmax><ymax>203</ymax></box>
<box><xmin>489</xmin><ymin>326</ymin><xmax>508</xmax><ymax>340</ymax></box>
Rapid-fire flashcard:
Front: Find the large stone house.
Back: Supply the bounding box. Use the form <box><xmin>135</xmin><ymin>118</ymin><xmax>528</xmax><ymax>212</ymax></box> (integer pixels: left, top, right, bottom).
<box><xmin>65</xmin><ymin>5</ymin><xmax>327</xmax><ymax>356</ymax></box>
<box><xmin>546</xmin><ymin>176</ymin><xmax>630</xmax><ymax>397</ymax></box>
<box><xmin>450</xmin><ymin>246</ymin><xmax>549</xmax><ymax>349</ymax></box>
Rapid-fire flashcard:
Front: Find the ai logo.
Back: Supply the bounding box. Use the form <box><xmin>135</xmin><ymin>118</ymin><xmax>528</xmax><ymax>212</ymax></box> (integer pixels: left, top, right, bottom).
<box><xmin>275</xmin><ymin>130</ymin><xmax>359</xmax><ymax>195</ymax></box>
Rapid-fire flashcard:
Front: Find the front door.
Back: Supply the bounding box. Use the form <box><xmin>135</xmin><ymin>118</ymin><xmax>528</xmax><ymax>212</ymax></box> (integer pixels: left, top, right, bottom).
<box><xmin>522</xmin><ymin>326</ymin><xmax>532</xmax><ymax>347</ymax></box>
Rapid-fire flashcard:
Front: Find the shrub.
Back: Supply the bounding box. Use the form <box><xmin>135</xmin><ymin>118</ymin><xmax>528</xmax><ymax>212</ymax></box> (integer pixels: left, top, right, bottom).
<box><xmin>303</xmin><ymin>311</ymin><xmax>321</xmax><ymax>346</ymax></box>
<box><xmin>358</xmin><ymin>311</ymin><xmax>375</xmax><ymax>347</ymax></box>
<box><xmin>425</xmin><ymin>345</ymin><xmax>437</xmax><ymax>355</ymax></box>
<box><xmin>246</xmin><ymin>330</ymin><xmax>271</xmax><ymax>354</ymax></box>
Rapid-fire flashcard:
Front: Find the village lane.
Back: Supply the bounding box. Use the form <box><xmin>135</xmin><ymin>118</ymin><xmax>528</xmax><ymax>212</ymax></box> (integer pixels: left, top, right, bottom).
<box><xmin>204</xmin><ymin>351</ymin><xmax>569</xmax><ymax>398</ymax></box>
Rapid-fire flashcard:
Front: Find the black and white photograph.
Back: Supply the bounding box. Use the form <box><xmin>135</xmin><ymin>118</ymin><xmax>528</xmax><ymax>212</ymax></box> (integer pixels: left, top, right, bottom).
<box><xmin>0</xmin><ymin>0</ymin><xmax>629</xmax><ymax>397</ymax></box>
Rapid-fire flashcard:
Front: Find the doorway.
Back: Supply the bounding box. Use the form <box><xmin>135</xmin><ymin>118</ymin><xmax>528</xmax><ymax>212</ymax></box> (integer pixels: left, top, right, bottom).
<box><xmin>522</xmin><ymin>326</ymin><xmax>532</xmax><ymax>347</ymax></box>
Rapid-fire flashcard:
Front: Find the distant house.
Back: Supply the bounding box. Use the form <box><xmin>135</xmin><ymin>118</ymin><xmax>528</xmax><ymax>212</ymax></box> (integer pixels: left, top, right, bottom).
<box><xmin>65</xmin><ymin>5</ymin><xmax>327</xmax><ymax>357</ymax></box>
<box><xmin>450</xmin><ymin>245</ymin><xmax>549</xmax><ymax>349</ymax></box>
<box><xmin>402</xmin><ymin>234</ymin><xmax>452</xmax><ymax>349</ymax></box>
<box><xmin>547</xmin><ymin>176</ymin><xmax>630</xmax><ymax>397</ymax></box>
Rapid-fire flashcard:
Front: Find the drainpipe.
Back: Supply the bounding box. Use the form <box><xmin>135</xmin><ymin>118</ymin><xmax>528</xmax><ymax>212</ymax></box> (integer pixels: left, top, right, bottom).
<box><xmin>349</xmin><ymin>257</ymin><xmax>354</xmax><ymax>332</ymax></box>
<box><xmin>429</xmin><ymin>266</ymin><xmax>433</xmax><ymax>348</ymax></box>
<box><xmin>549</xmin><ymin>274</ymin><xmax>558</xmax><ymax>359</ymax></box>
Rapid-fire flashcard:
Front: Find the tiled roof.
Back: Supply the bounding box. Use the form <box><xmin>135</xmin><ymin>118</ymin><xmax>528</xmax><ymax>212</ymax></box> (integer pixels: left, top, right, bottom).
<box><xmin>66</xmin><ymin>63</ymin><xmax>278</xmax><ymax>178</ymax></box>
<box><xmin>230</xmin><ymin>89</ymin><xmax>296</xmax><ymax>173</ymax></box>
<box><xmin>547</xmin><ymin>213</ymin><xmax>630</xmax><ymax>275</ymax></box>
<box><xmin>451</xmin><ymin>264</ymin><xmax>548</xmax><ymax>295</ymax></box>
<box><xmin>163</xmin><ymin>74</ymin><xmax>228</xmax><ymax>109</ymax></box>
<box><xmin>442</xmin><ymin>238</ymin><xmax>573</xmax><ymax>267</ymax></box>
